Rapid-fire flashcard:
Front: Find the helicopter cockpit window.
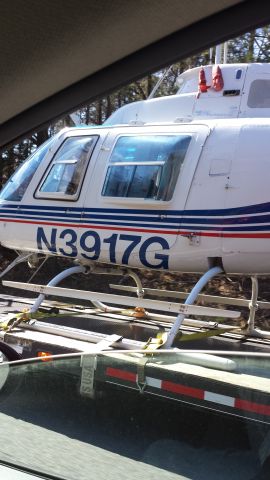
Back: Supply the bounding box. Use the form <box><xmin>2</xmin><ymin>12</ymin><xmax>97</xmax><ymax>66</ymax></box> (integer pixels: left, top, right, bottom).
<box><xmin>37</xmin><ymin>136</ymin><xmax>98</xmax><ymax>199</ymax></box>
<box><xmin>0</xmin><ymin>138</ymin><xmax>54</xmax><ymax>202</ymax></box>
<box><xmin>102</xmin><ymin>135</ymin><xmax>191</xmax><ymax>200</ymax></box>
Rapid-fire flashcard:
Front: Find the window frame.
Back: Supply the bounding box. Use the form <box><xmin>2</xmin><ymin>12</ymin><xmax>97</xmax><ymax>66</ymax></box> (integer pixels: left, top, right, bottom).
<box><xmin>101</xmin><ymin>133</ymin><xmax>192</xmax><ymax>202</ymax></box>
<box><xmin>35</xmin><ymin>134</ymin><xmax>99</xmax><ymax>201</ymax></box>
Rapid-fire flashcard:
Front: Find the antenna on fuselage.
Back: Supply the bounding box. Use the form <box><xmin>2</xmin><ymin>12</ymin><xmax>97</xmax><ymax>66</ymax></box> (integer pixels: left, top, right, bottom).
<box><xmin>214</xmin><ymin>42</ymin><xmax>228</xmax><ymax>64</ymax></box>
<box><xmin>147</xmin><ymin>65</ymin><xmax>173</xmax><ymax>99</ymax></box>
<box><xmin>223</xmin><ymin>42</ymin><xmax>228</xmax><ymax>63</ymax></box>
<box><xmin>215</xmin><ymin>44</ymin><xmax>222</xmax><ymax>64</ymax></box>
<box><xmin>209</xmin><ymin>47</ymin><xmax>213</xmax><ymax>64</ymax></box>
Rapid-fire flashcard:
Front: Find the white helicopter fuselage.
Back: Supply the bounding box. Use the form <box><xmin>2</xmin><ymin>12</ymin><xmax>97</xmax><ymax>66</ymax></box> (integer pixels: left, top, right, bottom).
<box><xmin>0</xmin><ymin>116</ymin><xmax>269</xmax><ymax>275</ymax></box>
<box><xmin>1</xmin><ymin>62</ymin><xmax>270</xmax><ymax>276</ymax></box>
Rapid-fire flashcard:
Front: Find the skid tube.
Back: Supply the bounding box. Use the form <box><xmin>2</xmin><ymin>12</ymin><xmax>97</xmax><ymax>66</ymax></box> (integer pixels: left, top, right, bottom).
<box><xmin>2</xmin><ymin>265</ymin><xmax>243</xmax><ymax>350</ymax></box>
<box><xmin>163</xmin><ymin>266</ymin><xmax>223</xmax><ymax>348</ymax></box>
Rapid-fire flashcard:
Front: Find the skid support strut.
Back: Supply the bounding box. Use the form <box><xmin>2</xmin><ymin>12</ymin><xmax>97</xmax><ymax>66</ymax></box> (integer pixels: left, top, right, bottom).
<box><xmin>247</xmin><ymin>276</ymin><xmax>258</xmax><ymax>334</ymax></box>
<box><xmin>0</xmin><ymin>252</ymin><xmax>34</xmax><ymax>279</ymax></box>
<box><xmin>30</xmin><ymin>265</ymin><xmax>87</xmax><ymax>313</ymax></box>
<box><xmin>242</xmin><ymin>276</ymin><xmax>270</xmax><ymax>339</ymax></box>
<box><xmin>163</xmin><ymin>266</ymin><xmax>223</xmax><ymax>348</ymax></box>
<box><xmin>29</xmin><ymin>264</ymin><xmax>145</xmax><ymax>315</ymax></box>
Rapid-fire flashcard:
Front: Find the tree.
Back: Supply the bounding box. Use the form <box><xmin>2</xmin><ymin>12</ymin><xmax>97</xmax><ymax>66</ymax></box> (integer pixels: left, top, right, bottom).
<box><xmin>2</xmin><ymin>26</ymin><xmax>270</xmax><ymax>186</ymax></box>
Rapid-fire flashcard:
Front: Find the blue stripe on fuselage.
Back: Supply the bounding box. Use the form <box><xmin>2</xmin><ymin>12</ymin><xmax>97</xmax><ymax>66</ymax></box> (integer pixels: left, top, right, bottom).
<box><xmin>1</xmin><ymin>203</ymin><xmax>270</xmax><ymax>230</ymax></box>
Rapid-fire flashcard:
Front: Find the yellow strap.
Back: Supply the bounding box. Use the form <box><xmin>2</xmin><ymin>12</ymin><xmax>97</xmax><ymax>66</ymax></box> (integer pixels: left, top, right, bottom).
<box><xmin>143</xmin><ymin>326</ymin><xmax>238</xmax><ymax>351</ymax></box>
<box><xmin>0</xmin><ymin>309</ymin><xmax>33</xmax><ymax>331</ymax></box>
<box><xmin>144</xmin><ymin>331</ymin><xmax>168</xmax><ymax>351</ymax></box>
<box><xmin>0</xmin><ymin>321</ymin><xmax>12</xmax><ymax>331</ymax></box>
<box><xmin>0</xmin><ymin>308</ymin><xmax>78</xmax><ymax>331</ymax></box>
<box><xmin>177</xmin><ymin>326</ymin><xmax>239</xmax><ymax>342</ymax></box>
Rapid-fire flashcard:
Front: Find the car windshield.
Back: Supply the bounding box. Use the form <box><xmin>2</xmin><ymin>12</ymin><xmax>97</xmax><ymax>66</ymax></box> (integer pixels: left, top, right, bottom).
<box><xmin>0</xmin><ymin>351</ymin><xmax>269</xmax><ymax>480</ymax></box>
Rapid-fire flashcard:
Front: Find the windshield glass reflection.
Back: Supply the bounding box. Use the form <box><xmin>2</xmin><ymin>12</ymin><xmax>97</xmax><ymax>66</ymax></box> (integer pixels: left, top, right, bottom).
<box><xmin>0</xmin><ymin>138</ymin><xmax>54</xmax><ymax>202</ymax></box>
<box><xmin>0</xmin><ymin>351</ymin><xmax>269</xmax><ymax>480</ymax></box>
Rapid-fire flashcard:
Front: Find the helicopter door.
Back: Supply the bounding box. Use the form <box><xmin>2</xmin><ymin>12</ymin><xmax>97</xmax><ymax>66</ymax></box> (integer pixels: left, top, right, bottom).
<box><xmin>80</xmin><ymin>125</ymin><xmax>209</xmax><ymax>270</ymax></box>
<box><xmin>16</xmin><ymin>132</ymin><xmax>102</xmax><ymax>258</ymax></box>
<box><xmin>222</xmin><ymin>124</ymin><xmax>270</xmax><ymax>262</ymax></box>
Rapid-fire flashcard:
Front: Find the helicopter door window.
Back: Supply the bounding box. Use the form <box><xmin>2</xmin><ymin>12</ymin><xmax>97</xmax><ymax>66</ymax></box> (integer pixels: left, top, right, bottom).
<box><xmin>102</xmin><ymin>135</ymin><xmax>191</xmax><ymax>200</ymax></box>
<box><xmin>37</xmin><ymin>135</ymin><xmax>98</xmax><ymax>199</ymax></box>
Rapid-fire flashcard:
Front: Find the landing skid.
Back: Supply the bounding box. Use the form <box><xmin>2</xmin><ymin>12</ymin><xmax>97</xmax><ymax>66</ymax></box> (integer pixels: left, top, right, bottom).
<box><xmin>2</xmin><ymin>263</ymin><xmax>270</xmax><ymax>347</ymax></box>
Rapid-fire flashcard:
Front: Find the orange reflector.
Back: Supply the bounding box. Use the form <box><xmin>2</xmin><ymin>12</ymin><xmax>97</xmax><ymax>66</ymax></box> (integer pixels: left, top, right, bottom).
<box><xmin>37</xmin><ymin>351</ymin><xmax>52</xmax><ymax>362</ymax></box>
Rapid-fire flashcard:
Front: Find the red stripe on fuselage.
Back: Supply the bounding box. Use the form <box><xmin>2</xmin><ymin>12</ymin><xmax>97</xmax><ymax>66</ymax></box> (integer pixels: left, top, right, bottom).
<box><xmin>1</xmin><ymin>217</ymin><xmax>270</xmax><ymax>238</ymax></box>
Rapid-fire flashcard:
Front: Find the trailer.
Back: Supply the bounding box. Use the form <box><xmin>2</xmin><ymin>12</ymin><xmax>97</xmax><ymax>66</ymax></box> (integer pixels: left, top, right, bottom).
<box><xmin>1</xmin><ymin>278</ymin><xmax>270</xmax><ymax>429</ymax></box>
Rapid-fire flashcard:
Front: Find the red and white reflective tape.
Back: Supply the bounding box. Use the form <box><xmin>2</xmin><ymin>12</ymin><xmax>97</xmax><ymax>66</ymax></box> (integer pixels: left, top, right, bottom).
<box><xmin>105</xmin><ymin>367</ymin><xmax>270</xmax><ymax>417</ymax></box>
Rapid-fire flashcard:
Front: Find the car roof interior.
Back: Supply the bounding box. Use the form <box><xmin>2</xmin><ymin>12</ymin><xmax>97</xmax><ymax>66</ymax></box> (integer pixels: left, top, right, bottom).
<box><xmin>1</xmin><ymin>0</ymin><xmax>270</xmax><ymax>151</ymax></box>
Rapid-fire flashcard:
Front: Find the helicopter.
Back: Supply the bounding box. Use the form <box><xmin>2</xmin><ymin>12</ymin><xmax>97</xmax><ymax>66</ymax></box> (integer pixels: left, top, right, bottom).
<box><xmin>0</xmin><ymin>60</ymin><xmax>270</xmax><ymax>346</ymax></box>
